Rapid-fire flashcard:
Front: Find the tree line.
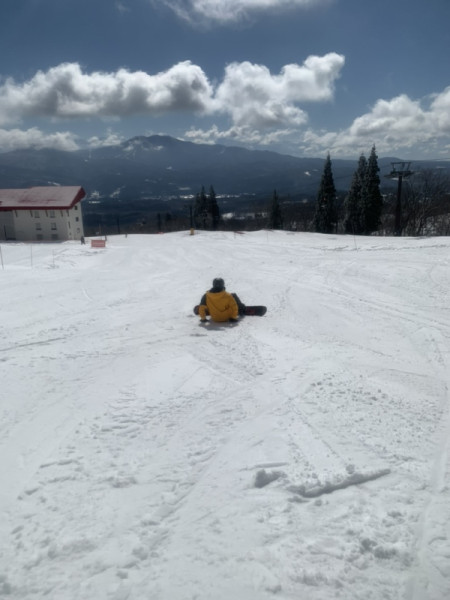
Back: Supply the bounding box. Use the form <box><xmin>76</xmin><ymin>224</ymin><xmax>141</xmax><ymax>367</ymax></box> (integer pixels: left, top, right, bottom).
<box><xmin>193</xmin><ymin>185</ymin><xmax>220</xmax><ymax>230</ymax></box>
<box><xmin>261</xmin><ymin>146</ymin><xmax>450</xmax><ymax>236</ymax></box>
<box><xmin>87</xmin><ymin>147</ymin><xmax>450</xmax><ymax>236</ymax></box>
<box><xmin>313</xmin><ymin>146</ymin><xmax>383</xmax><ymax>235</ymax></box>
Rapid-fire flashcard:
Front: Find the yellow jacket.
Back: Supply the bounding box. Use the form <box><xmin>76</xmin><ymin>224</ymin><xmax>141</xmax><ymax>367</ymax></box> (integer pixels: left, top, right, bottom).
<box><xmin>199</xmin><ymin>291</ymin><xmax>239</xmax><ymax>322</ymax></box>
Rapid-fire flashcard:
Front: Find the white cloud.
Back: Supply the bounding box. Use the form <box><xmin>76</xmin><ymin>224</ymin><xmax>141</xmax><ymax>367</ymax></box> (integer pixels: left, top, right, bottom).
<box><xmin>0</xmin><ymin>127</ymin><xmax>79</xmax><ymax>152</ymax></box>
<box><xmin>183</xmin><ymin>86</ymin><xmax>450</xmax><ymax>158</ymax></box>
<box><xmin>87</xmin><ymin>132</ymin><xmax>124</xmax><ymax>148</ymax></box>
<box><xmin>214</xmin><ymin>53</ymin><xmax>344</xmax><ymax>129</ymax></box>
<box><xmin>0</xmin><ymin>54</ymin><xmax>338</xmax><ymax>152</ymax></box>
<box><xmin>429</xmin><ymin>86</ymin><xmax>450</xmax><ymax>134</ymax></box>
<box><xmin>0</xmin><ymin>54</ymin><xmax>343</xmax><ymax>146</ymax></box>
<box><xmin>161</xmin><ymin>0</ymin><xmax>327</xmax><ymax>24</ymax></box>
<box><xmin>184</xmin><ymin>123</ymin><xmax>294</xmax><ymax>147</ymax></box>
<box><xmin>0</xmin><ymin>62</ymin><xmax>214</xmax><ymax>125</ymax></box>
<box><xmin>183</xmin><ymin>53</ymin><xmax>344</xmax><ymax>149</ymax></box>
<box><xmin>299</xmin><ymin>87</ymin><xmax>450</xmax><ymax>157</ymax></box>
<box><xmin>1</xmin><ymin>58</ymin><xmax>448</xmax><ymax>158</ymax></box>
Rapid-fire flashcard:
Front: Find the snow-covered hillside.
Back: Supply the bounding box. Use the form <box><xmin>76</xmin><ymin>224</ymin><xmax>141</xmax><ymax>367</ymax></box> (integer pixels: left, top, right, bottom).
<box><xmin>1</xmin><ymin>231</ymin><xmax>449</xmax><ymax>600</ymax></box>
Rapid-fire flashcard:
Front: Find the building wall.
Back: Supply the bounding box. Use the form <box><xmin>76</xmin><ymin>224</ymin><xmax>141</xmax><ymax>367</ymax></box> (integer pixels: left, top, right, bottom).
<box><xmin>0</xmin><ymin>211</ymin><xmax>15</xmax><ymax>240</ymax></box>
<box><xmin>0</xmin><ymin>203</ymin><xmax>84</xmax><ymax>241</ymax></box>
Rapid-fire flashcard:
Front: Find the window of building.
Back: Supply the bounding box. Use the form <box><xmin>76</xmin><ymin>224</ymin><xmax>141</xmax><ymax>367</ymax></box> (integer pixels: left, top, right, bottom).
<box><xmin>51</xmin><ymin>222</ymin><xmax>57</xmax><ymax>230</ymax></box>
<box><xmin>34</xmin><ymin>211</ymin><xmax>40</xmax><ymax>218</ymax></box>
<box><xmin>36</xmin><ymin>234</ymin><xmax>43</xmax><ymax>241</ymax></box>
<box><xmin>35</xmin><ymin>222</ymin><xmax>42</xmax><ymax>230</ymax></box>
<box><xmin>74</xmin><ymin>205</ymin><xmax>78</xmax><ymax>211</ymax></box>
<box><xmin>75</xmin><ymin>217</ymin><xmax>79</xmax><ymax>222</ymax></box>
<box><xmin>51</xmin><ymin>234</ymin><xmax>59</xmax><ymax>241</ymax></box>
<box><xmin>49</xmin><ymin>210</ymin><xmax>55</xmax><ymax>218</ymax></box>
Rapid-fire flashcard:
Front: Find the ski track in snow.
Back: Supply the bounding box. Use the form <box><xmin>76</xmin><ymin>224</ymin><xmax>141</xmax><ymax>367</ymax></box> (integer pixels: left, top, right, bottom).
<box><xmin>0</xmin><ymin>231</ymin><xmax>449</xmax><ymax>599</ymax></box>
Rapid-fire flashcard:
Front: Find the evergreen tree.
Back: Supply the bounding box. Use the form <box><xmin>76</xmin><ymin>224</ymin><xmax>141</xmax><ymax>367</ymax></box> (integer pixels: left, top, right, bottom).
<box><xmin>194</xmin><ymin>186</ymin><xmax>208</xmax><ymax>229</ymax></box>
<box><xmin>344</xmin><ymin>154</ymin><xmax>367</xmax><ymax>234</ymax></box>
<box><xmin>268</xmin><ymin>189</ymin><xmax>283</xmax><ymax>229</ymax></box>
<box><xmin>208</xmin><ymin>185</ymin><xmax>220</xmax><ymax>230</ymax></box>
<box><xmin>313</xmin><ymin>154</ymin><xmax>337</xmax><ymax>233</ymax></box>
<box><xmin>363</xmin><ymin>145</ymin><xmax>383</xmax><ymax>234</ymax></box>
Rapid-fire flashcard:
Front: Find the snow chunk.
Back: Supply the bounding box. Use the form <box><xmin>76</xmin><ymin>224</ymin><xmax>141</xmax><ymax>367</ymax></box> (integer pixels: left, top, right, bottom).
<box><xmin>289</xmin><ymin>468</ymin><xmax>391</xmax><ymax>498</ymax></box>
<box><xmin>254</xmin><ymin>469</ymin><xmax>285</xmax><ymax>488</ymax></box>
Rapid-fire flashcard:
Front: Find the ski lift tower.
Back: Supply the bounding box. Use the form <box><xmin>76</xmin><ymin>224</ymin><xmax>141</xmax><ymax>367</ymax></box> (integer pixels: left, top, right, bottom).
<box><xmin>386</xmin><ymin>161</ymin><xmax>414</xmax><ymax>236</ymax></box>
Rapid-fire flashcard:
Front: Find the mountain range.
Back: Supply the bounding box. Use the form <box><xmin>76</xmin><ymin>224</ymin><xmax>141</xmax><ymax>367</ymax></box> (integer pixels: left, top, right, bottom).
<box><xmin>1</xmin><ymin>136</ymin><xmax>448</xmax><ymax>207</ymax></box>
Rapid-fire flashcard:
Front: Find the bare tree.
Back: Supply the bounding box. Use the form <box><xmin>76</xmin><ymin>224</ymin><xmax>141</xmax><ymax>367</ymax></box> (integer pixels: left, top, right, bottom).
<box><xmin>402</xmin><ymin>169</ymin><xmax>450</xmax><ymax>236</ymax></box>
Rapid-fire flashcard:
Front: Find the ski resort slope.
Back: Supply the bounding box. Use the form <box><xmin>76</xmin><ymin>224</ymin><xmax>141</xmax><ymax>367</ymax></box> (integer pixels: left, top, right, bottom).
<box><xmin>1</xmin><ymin>231</ymin><xmax>449</xmax><ymax>600</ymax></box>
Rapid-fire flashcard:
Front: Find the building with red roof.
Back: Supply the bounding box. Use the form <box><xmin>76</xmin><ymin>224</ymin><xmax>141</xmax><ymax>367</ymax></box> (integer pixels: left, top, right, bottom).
<box><xmin>0</xmin><ymin>186</ymin><xmax>85</xmax><ymax>242</ymax></box>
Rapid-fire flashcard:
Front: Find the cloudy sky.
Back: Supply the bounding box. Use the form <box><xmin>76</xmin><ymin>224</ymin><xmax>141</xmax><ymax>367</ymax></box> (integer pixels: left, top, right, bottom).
<box><xmin>0</xmin><ymin>0</ymin><xmax>449</xmax><ymax>158</ymax></box>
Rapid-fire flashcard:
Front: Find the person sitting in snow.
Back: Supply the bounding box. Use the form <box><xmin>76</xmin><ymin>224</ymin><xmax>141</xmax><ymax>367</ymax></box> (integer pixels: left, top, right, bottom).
<box><xmin>198</xmin><ymin>278</ymin><xmax>246</xmax><ymax>323</ymax></box>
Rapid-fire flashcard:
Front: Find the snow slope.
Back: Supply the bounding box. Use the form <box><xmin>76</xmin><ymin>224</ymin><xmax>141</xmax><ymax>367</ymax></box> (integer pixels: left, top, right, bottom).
<box><xmin>1</xmin><ymin>231</ymin><xmax>449</xmax><ymax>600</ymax></box>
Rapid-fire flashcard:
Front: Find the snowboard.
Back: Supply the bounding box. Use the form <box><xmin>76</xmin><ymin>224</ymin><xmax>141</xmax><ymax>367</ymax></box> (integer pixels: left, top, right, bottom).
<box><xmin>193</xmin><ymin>305</ymin><xmax>267</xmax><ymax>317</ymax></box>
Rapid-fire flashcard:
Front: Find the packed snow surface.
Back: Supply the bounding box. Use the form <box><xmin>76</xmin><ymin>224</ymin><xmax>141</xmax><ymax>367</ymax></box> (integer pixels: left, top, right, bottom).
<box><xmin>1</xmin><ymin>231</ymin><xmax>449</xmax><ymax>600</ymax></box>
